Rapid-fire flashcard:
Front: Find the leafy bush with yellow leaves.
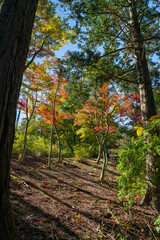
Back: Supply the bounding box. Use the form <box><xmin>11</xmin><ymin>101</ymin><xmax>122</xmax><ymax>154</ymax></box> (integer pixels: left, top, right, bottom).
<box><xmin>117</xmin><ymin>118</ymin><xmax>160</xmax><ymax>206</ymax></box>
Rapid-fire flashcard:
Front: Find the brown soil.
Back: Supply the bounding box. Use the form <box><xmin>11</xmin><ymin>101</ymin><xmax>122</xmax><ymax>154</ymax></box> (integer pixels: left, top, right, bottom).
<box><xmin>11</xmin><ymin>155</ymin><xmax>159</xmax><ymax>240</ymax></box>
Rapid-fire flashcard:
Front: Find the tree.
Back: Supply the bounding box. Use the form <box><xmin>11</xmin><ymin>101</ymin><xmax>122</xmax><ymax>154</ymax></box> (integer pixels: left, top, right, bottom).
<box><xmin>59</xmin><ymin>0</ymin><xmax>160</xmax><ymax>211</ymax></box>
<box><xmin>17</xmin><ymin>0</ymin><xmax>70</xmax><ymax>162</ymax></box>
<box><xmin>25</xmin><ymin>0</ymin><xmax>70</xmax><ymax>70</ymax></box>
<box><xmin>74</xmin><ymin>83</ymin><xmax>130</xmax><ymax>180</ymax></box>
<box><xmin>0</xmin><ymin>0</ymin><xmax>38</xmax><ymax>239</ymax></box>
<box><xmin>36</xmin><ymin>59</ymin><xmax>69</xmax><ymax>166</ymax></box>
<box><xmin>18</xmin><ymin>69</ymin><xmax>39</xmax><ymax>162</ymax></box>
<box><xmin>128</xmin><ymin>0</ymin><xmax>159</xmax><ymax>208</ymax></box>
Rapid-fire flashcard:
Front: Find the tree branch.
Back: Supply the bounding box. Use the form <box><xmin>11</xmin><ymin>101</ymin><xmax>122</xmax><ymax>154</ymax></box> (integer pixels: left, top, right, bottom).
<box><xmin>24</xmin><ymin>41</ymin><xmax>45</xmax><ymax>71</ymax></box>
<box><xmin>144</xmin><ymin>36</ymin><xmax>160</xmax><ymax>42</ymax></box>
<box><xmin>93</xmin><ymin>65</ymin><xmax>139</xmax><ymax>84</ymax></box>
<box><xmin>77</xmin><ymin>9</ymin><xmax>131</xmax><ymax>28</ymax></box>
<box><xmin>93</xmin><ymin>46</ymin><xmax>133</xmax><ymax>63</ymax></box>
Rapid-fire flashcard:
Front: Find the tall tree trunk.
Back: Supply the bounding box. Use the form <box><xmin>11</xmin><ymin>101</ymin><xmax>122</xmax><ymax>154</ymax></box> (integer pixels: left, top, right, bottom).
<box><xmin>129</xmin><ymin>0</ymin><xmax>159</xmax><ymax>211</ymax></box>
<box><xmin>0</xmin><ymin>1</ymin><xmax>38</xmax><ymax>239</ymax></box>
<box><xmin>129</xmin><ymin>1</ymin><xmax>156</xmax><ymax>123</ymax></box>
<box><xmin>129</xmin><ymin>0</ymin><xmax>157</xmax><ymax>122</ymax></box>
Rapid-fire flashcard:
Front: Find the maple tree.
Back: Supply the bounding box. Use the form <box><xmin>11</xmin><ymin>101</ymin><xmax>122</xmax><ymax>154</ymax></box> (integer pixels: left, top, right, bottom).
<box><xmin>74</xmin><ymin>83</ymin><xmax>133</xmax><ymax>180</ymax></box>
<box><xmin>16</xmin><ymin>0</ymin><xmax>71</xmax><ymax>142</ymax></box>
<box><xmin>16</xmin><ymin>0</ymin><xmax>71</xmax><ymax>163</ymax></box>
<box><xmin>17</xmin><ymin>68</ymin><xmax>41</xmax><ymax>162</ymax></box>
<box><xmin>36</xmin><ymin>59</ymin><xmax>69</xmax><ymax>166</ymax></box>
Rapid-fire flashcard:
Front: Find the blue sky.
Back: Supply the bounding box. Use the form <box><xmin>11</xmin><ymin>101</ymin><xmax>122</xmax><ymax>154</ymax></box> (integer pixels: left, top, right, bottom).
<box><xmin>55</xmin><ymin>42</ymin><xmax>77</xmax><ymax>58</ymax></box>
<box><xmin>54</xmin><ymin>0</ymin><xmax>78</xmax><ymax>58</ymax></box>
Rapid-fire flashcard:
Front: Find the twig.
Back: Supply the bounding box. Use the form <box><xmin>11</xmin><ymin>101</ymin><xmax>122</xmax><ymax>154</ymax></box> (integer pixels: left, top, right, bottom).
<box><xmin>103</xmin><ymin>232</ymin><xmax>116</xmax><ymax>240</ymax></box>
<box><xmin>144</xmin><ymin>219</ymin><xmax>157</xmax><ymax>240</ymax></box>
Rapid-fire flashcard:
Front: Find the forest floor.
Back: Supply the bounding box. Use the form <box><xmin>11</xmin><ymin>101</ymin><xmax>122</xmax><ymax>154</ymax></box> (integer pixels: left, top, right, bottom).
<box><xmin>11</xmin><ymin>155</ymin><xmax>159</xmax><ymax>240</ymax></box>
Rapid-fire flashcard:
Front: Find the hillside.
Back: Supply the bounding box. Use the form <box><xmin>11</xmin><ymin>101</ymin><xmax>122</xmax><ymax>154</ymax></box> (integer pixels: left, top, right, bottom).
<box><xmin>11</xmin><ymin>156</ymin><xmax>158</xmax><ymax>240</ymax></box>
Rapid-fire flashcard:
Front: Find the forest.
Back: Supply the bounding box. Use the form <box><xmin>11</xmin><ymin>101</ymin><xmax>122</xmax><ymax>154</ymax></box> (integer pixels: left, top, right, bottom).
<box><xmin>0</xmin><ymin>0</ymin><xmax>160</xmax><ymax>239</ymax></box>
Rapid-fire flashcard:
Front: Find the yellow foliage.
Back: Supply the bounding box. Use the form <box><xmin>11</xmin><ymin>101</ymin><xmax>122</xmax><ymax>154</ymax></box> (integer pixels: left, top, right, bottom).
<box><xmin>134</xmin><ymin>126</ymin><xmax>144</xmax><ymax>136</ymax></box>
<box><xmin>149</xmin><ymin>115</ymin><xmax>160</xmax><ymax>121</ymax></box>
<box><xmin>76</xmin><ymin>127</ymin><xmax>90</xmax><ymax>139</ymax></box>
<box><xmin>31</xmin><ymin>0</ymin><xmax>70</xmax><ymax>51</ymax></box>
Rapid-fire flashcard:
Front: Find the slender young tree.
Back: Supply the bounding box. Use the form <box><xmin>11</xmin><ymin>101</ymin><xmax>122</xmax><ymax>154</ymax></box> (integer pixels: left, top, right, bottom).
<box><xmin>18</xmin><ymin>67</ymin><xmax>41</xmax><ymax>162</ymax></box>
<box><xmin>19</xmin><ymin>93</ymin><xmax>38</xmax><ymax>162</ymax></box>
<box><xmin>36</xmin><ymin>60</ymin><xmax>69</xmax><ymax>166</ymax></box>
<box><xmin>0</xmin><ymin>0</ymin><xmax>38</xmax><ymax>239</ymax></box>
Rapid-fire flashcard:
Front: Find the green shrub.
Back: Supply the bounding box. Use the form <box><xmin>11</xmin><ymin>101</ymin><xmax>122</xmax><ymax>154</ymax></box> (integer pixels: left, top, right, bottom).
<box><xmin>117</xmin><ymin>138</ymin><xmax>147</xmax><ymax>205</ymax></box>
<box><xmin>13</xmin><ymin>133</ymin><xmax>50</xmax><ymax>157</ymax></box>
<box><xmin>13</xmin><ymin>133</ymin><xmax>25</xmax><ymax>154</ymax></box>
<box><xmin>30</xmin><ymin>136</ymin><xmax>49</xmax><ymax>157</ymax></box>
<box><xmin>117</xmin><ymin>118</ymin><xmax>160</xmax><ymax>206</ymax></box>
<box><xmin>61</xmin><ymin>147</ymin><xmax>73</xmax><ymax>158</ymax></box>
<box><xmin>13</xmin><ymin>132</ymin><xmax>75</xmax><ymax>159</ymax></box>
<box><xmin>154</xmin><ymin>215</ymin><xmax>160</xmax><ymax>233</ymax></box>
<box><xmin>50</xmin><ymin>144</ymin><xmax>58</xmax><ymax>158</ymax></box>
<box><xmin>74</xmin><ymin>144</ymin><xmax>90</xmax><ymax>160</ymax></box>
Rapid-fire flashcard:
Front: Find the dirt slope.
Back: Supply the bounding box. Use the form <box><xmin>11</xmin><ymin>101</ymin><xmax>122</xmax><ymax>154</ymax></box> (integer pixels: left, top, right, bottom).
<box><xmin>10</xmin><ymin>156</ymin><xmax>158</xmax><ymax>240</ymax></box>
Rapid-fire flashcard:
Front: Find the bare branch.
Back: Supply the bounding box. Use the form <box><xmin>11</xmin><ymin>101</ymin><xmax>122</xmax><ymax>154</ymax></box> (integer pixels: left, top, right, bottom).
<box><xmin>24</xmin><ymin>41</ymin><xmax>45</xmax><ymax>71</ymax></box>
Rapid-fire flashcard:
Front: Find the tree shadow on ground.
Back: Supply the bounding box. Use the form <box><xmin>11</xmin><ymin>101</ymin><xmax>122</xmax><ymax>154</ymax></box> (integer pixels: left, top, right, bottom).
<box><xmin>11</xmin><ymin>156</ymin><xmax>158</xmax><ymax>240</ymax></box>
<box><xmin>11</xmin><ymin>192</ymin><xmax>80</xmax><ymax>240</ymax></box>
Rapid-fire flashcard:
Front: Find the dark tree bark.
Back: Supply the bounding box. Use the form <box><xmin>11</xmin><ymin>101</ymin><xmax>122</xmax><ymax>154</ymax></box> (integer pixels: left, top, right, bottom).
<box><xmin>129</xmin><ymin>0</ymin><xmax>157</xmax><ymax>124</ymax></box>
<box><xmin>0</xmin><ymin>0</ymin><xmax>38</xmax><ymax>239</ymax></box>
<box><xmin>129</xmin><ymin>0</ymin><xmax>160</xmax><ymax>211</ymax></box>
